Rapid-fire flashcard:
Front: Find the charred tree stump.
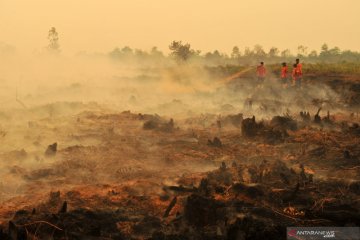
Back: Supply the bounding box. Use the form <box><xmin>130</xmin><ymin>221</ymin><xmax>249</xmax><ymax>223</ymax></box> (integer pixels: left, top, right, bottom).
<box><xmin>58</xmin><ymin>201</ymin><xmax>67</xmax><ymax>214</ymax></box>
<box><xmin>45</xmin><ymin>142</ymin><xmax>57</xmax><ymax>157</ymax></box>
<box><xmin>314</xmin><ymin>108</ymin><xmax>322</xmax><ymax>124</ymax></box>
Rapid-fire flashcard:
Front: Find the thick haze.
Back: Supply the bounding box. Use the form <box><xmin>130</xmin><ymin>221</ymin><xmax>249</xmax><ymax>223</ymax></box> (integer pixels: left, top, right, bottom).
<box><xmin>0</xmin><ymin>0</ymin><xmax>355</xmax><ymax>206</ymax></box>
<box><xmin>0</xmin><ymin>0</ymin><xmax>359</xmax><ymax>55</ymax></box>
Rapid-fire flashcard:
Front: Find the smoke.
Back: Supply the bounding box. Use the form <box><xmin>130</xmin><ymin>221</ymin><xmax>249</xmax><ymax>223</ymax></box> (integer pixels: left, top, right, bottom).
<box><xmin>0</xmin><ymin>50</ymin><xmax>343</xmax><ymax>204</ymax></box>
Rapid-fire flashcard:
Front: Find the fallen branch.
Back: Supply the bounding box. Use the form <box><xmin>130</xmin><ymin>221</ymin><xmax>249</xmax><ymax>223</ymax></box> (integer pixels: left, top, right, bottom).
<box><xmin>163</xmin><ymin>196</ymin><xmax>177</xmax><ymax>218</ymax></box>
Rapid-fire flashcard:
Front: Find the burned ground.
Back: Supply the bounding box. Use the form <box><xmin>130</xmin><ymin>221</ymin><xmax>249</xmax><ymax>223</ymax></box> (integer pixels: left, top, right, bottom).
<box><xmin>0</xmin><ymin>73</ymin><xmax>359</xmax><ymax>239</ymax></box>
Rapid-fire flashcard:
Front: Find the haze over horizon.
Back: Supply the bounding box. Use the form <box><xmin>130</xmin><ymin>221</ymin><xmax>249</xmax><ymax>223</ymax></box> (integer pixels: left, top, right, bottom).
<box><xmin>0</xmin><ymin>0</ymin><xmax>359</xmax><ymax>55</ymax></box>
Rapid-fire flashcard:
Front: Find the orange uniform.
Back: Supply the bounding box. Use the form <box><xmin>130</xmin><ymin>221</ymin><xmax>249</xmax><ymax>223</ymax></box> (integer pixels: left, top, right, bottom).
<box><xmin>292</xmin><ymin>67</ymin><xmax>298</xmax><ymax>80</ymax></box>
<box><xmin>281</xmin><ymin>66</ymin><xmax>288</xmax><ymax>78</ymax></box>
<box><xmin>296</xmin><ymin>63</ymin><xmax>303</xmax><ymax>77</ymax></box>
<box><xmin>256</xmin><ymin>65</ymin><xmax>266</xmax><ymax>77</ymax></box>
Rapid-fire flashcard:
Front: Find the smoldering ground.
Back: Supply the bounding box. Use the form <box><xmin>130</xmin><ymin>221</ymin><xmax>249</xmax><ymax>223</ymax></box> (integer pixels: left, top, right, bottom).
<box><xmin>0</xmin><ymin>52</ymin><xmax>346</xmax><ymax>202</ymax></box>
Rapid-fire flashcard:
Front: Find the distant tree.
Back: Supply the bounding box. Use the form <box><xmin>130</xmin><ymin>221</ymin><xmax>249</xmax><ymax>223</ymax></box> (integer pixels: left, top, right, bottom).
<box><xmin>231</xmin><ymin>46</ymin><xmax>241</xmax><ymax>59</ymax></box>
<box><xmin>204</xmin><ymin>52</ymin><xmax>212</xmax><ymax>59</ymax></box>
<box><xmin>321</xmin><ymin>43</ymin><xmax>329</xmax><ymax>53</ymax></box>
<box><xmin>297</xmin><ymin>45</ymin><xmax>308</xmax><ymax>57</ymax></box>
<box><xmin>204</xmin><ymin>50</ymin><xmax>225</xmax><ymax>64</ymax></box>
<box><xmin>121</xmin><ymin>46</ymin><xmax>134</xmax><ymax>59</ymax></box>
<box><xmin>328</xmin><ymin>46</ymin><xmax>341</xmax><ymax>56</ymax></box>
<box><xmin>109</xmin><ymin>46</ymin><xmax>134</xmax><ymax>60</ymax></box>
<box><xmin>150</xmin><ymin>46</ymin><xmax>164</xmax><ymax>57</ymax></box>
<box><xmin>134</xmin><ymin>49</ymin><xmax>148</xmax><ymax>58</ymax></box>
<box><xmin>341</xmin><ymin>50</ymin><xmax>360</xmax><ymax>62</ymax></box>
<box><xmin>281</xmin><ymin>49</ymin><xmax>291</xmax><ymax>58</ymax></box>
<box><xmin>320</xmin><ymin>43</ymin><xmax>329</xmax><ymax>58</ymax></box>
<box><xmin>109</xmin><ymin>47</ymin><xmax>122</xmax><ymax>59</ymax></box>
<box><xmin>308</xmin><ymin>50</ymin><xmax>318</xmax><ymax>58</ymax></box>
<box><xmin>253</xmin><ymin>44</ymin><xmax>266</xmax><ymax>57</ymax></box>
<box><xmin>169</xmin><ymin>41</ymin><xmax>196</xmax><ymax>62</ymax></box>
<box><xmin>212</xmin><ymin>50</ymin><xmax>221</xmax><ymax>58</ymax></box>
<box><xmin>268</xmin><ymin>47</ymin><xmax>279</xmax><ymax>58</ymax></box>
<box><xmin>121</xmin><ymin>46</ymin><xmax>133</xmax><ymax>54</ymax></box>
<box><xmin>47</xmin><ymin>27</ymin><xmax>60</xmax><ymax>53</ymax></box>
<box><xmin>244</xmin><ymin>47</ymin><xmax>252</xmax><ymax>57</ymax></box>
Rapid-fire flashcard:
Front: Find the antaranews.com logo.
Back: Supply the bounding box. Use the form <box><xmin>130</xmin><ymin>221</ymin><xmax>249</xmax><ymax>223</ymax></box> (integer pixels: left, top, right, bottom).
<box><xmin>287</xmin><ymin>227</ymin><xmax>359</xmax><ymax>240</ymax></box>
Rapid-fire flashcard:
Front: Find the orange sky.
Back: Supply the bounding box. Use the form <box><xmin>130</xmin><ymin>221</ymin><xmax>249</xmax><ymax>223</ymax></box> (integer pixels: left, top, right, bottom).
<box><xmin>0</xmin><ymin>0</ymin><xmax>359</xmax><ymax>55</ymax></box>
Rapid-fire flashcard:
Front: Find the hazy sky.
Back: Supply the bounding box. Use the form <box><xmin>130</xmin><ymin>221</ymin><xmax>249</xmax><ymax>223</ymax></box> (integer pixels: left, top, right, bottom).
<box><xmin>0</xmin><ymin>0</ymin><xmax>359</xmax><ymax>55</ymax></box>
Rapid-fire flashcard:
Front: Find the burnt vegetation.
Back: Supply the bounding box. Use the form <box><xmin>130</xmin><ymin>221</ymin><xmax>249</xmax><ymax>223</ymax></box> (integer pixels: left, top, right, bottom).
<box><xmin>0</xmin><ymin>98</ymin><xmax>359</xmax><ymax>239</ymax></box>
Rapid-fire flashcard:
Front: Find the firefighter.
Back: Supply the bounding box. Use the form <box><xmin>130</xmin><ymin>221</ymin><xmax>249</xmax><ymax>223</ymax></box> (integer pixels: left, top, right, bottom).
<box><xmin>280</xmin><ymin>62</ymin><xmax>288</xmax><ymax>87</ymax></box>
<box><xmin>295</xmin><ymin>58</ymin><xmax>303</xmax><ymax>87</ymax></box>
<box><xmin>292</xmin><ymin>63</ymin><xmax>301</xmax><ymax>88</ymax></box>
<box><xmin>256</xmin><ymin>62</ymin><xmax>266</xmax><ymax>86</ymax></box>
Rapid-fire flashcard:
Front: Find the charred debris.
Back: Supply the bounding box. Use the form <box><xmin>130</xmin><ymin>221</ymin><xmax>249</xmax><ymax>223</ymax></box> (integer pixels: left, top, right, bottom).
<box><xmin>0</xmin><ymin>108</ymin><xmax>359</xmax><ymax>239</ymax></box>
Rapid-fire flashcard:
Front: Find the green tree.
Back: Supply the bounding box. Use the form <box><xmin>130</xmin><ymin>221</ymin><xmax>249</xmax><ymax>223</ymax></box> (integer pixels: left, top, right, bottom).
<box><xmin>169</xmin><ymin>41</ymin><xmax>195</xmax><ymax>62</ymax></box>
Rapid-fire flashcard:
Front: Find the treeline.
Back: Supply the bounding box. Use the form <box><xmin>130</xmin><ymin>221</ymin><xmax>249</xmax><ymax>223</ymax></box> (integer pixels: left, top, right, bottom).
<box><xmin>109</xmin><ymin>41</ymin><xmax>360</xmax><ymax>65</ymax></box>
